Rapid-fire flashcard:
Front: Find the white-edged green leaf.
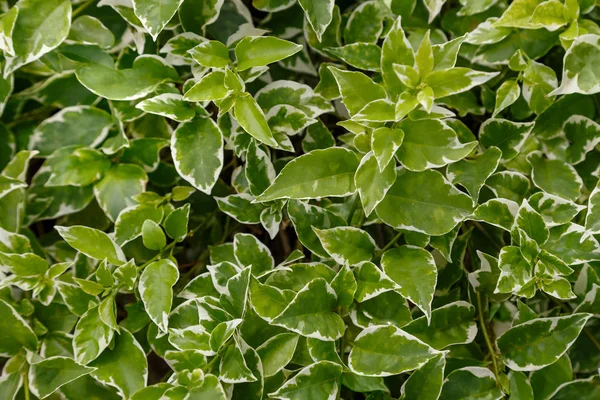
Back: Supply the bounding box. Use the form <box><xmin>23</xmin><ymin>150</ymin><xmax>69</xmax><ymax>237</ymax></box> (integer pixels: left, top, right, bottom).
<box><xmin>528</xmin><ymin>151</ymin><xmax>583</xmax><ymax>201</ymax></box>
<box><xmin>371</xmin><ymin>127</ymin><xmax>404</xmax><ymax>171</ymax></box>
<box><xmin>439</xmin><ymin>367</ymin><xmax>503</xmax><ymax>400</ymax></box>
<box><xmin>256</xmin><ymin>147</ymin><xmax>359</xmax><ymax>202</ymax></box>
<box><xmin>376</xmin><ymin>169</ymin><xmax>474</xmax><ymax>235</ymax></box>
<box><xmin>29</xmin><ymin>357</ymin><xmax>95</xmax><ymax>399</ymax></box>
<box><xmin>94</xmin><ymin>163</ymin><xmax>148</xmax><ymax>222</ymax></box>
<box><xmin>355</xmin><ymin>151</ymin><xmax>397</xmax><ymax>217</ymax></box>
<box><xmin>73</xmin><ymin>306</ymin><xmax>114</xmax><ymax>365</ymax></box>
<box><xmin>270</xmin><ymin>360</ymin><xmax>342</xmax><ymax>400</ymax></box>
<box><xmin>68</xmin><ymin>16</ymin><xmax>114</xmax><ymax>48</ymax></box>
<box><xmin>403</xmin><ymin>301</ymin><xmax>477</xmax><ymax>349</ymax></box>
<box><xmin>314</xmin><ymin>226</ymin><xmax>377</xmax><ymax>265</ymax></box>
<box><xmin>396</xmin><ymin>118</ymin><xmax>478</xmax><ymax>172</ymax></box>
<box><xmin>494</xmin><ymin>79</ymin><xmax>520</xmax><ymax>117</ymax></box>
<box><xmin>551</xmin><ymin>34</ymin><xmax>600</xmax><ymax>96</ymax></box>
<box><xmin>424</xmin><ymin>67</ymin><xmax>499</xmax><ymax>99</ymax></box>
<box><xmin>172</xmin><ymin>117</ymin><xmax>223</xmax><ymax>194</ymax></box>
<box><xmin>140</xmin><ymin>259</ymin><xmax>178</xmax><ymax>333</ymax></box>
<box><xmin>55</xmin><ymin>225</ymin><xmax>125</xmax><ymax>265</ymax></box>
<box><xmin>0</xmin><ymin>299</ymin><xmax>38</xmax><ymax>357</ymax></box>
<box><xmin>381</xmin><ymin>245</ymin><xmax>437</xmax><ymax>320</ymax></box>
<box><xmin>89</xmin><ymin>329</ymin><xmax>147</xmax><ymax>398</ymax></box>
<box><xmin>298</xmin><ymin>0</ymin><xmax>334</xmax><ymax>41</ymax></box>
<box><xmin>256</xmin><ymin>333</ymin><xmax>299</xmax><ymax>377</ymax></box>
<box><xmin>133</xmin><ymin>0</ymin><xmax>184</xmax><ymax>40</ymax></box>
<box><xmin>497</xmin><ymin>313</ymin><xmax>593</xmax><ymax>371</ymax></box>
<box><xmin>328</xmin><ymin>66</ymin><xmax>387</xmax><ymax>115</ymax></box>
<box><xmin>348</xmin><ymin>325</ymin><xmax>440</xmax><ymax>377</ymax></box>
<box><xmin>479</xmin><ymin>118</ymin><xmax>535</xmax><ymax>161</ymax></box>
<box><xmin>136</xmin><ymin>93</ymin><xmax>195</xmax><ymax>122</ymax></box>
<box><xmin>401</xmin><ymin>353</ymin><xmax>445</xmax><ymax>400</ymax></box>
<box><xmin>233</xmin><ymin>232</ymin><xmax>274</xmax><ymax>275</ymax></box>
<box><xmin>235</xmin><ymin>36</ymin><xmax>302</xmax><ymax>71</ymax></box>
<box><xmin>233</xmin><ymin>93</ymin><xmax>278</xmax><ymax>147</ymax></box>
<box><xmin>272</xmin><ymin>278</ymin><xmax>345</xmax><ymax>341</ymax></box>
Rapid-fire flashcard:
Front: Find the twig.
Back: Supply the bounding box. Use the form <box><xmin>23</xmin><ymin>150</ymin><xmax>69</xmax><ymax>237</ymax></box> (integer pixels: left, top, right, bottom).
<box><xmin>72</xmin><ymin>0</ymin><xmax>95</xmax><ymax>18</ymax></box>
<box><xmin>477</xmin><ymin>292</ymin><xmax>500</xmax><ymax>382</ymax></box>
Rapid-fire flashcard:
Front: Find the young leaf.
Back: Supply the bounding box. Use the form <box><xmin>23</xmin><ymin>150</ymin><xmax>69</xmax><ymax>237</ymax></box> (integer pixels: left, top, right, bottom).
<box><xmin>235</xmin><ymin>36</ymin><xmax>302</xmax><ymax>71</ymax></box>
<box><xmin>140</xmin><ymin>259</ymin><xmax>179</xmax><ymax>333</ymax></box>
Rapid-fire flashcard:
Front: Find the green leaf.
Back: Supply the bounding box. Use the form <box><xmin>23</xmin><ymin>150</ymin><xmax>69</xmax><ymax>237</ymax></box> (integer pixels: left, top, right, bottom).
<box><xmin>287</xmin><ymin>200</ymin><xmax>346</xmax><ymax>258</ymax></box>
<box><xmin>256</xmin><ymin>333</ymin><xmax>299</xmax><ymax>377</ymax></box>
<box><xmin>55</xmin><ymin>225</ymin><xmax>125</xmax><ymax>265</ymax></box>
<box><xmin>381</xmin><ymin>16</ymin><xmax>415</xmax><ymax>95</ymax></box>
<box><xmin>94</xmin><ymin>164</ymin><xmax>148</xmax><ymax>222</ymax></box>
<box><xmin>68</xmin><ymin>16</ymin><xmax>115</xmax><ymax>49</ymax></box>
<box><xmin>136</xmin><ymin>93</ymin><xmax>196</xmax><ymax>122</ymax></box>
<box><xmin>172</xmin><ymin>117</ymin><xmax>223</xmax><ymax>194</ymax></box>
<box><xmin>76</xmin><ymin>55</ymin><xmax>178</xmax><ymax>101</ymax></box>
<box><xmin>3</xmin><ymin>0</ymin><xmax>71</xmax><ymax>74</ymax></box>
<box><xmin>89</xmin><ymin>329</ymin><xmax>147</xmax><ymax>398</ymax></box>
<box><xmin>352</xmin><ymin>261</ymin><xmax>396</xmax><ymax>303</ymax></box>
<box><xmin>141</xmin><ymin>220</ymin><xmax>166</xmax><ymax>250</ymax></box>
<box><xmin>396</xmin><ymin>118</ymin><xmax>478</xmax><ymax>172</ymax></box>
<box><xmin>497</xmin><ymin>313</ymin><xmax>593</xmax><ymax>371</ymax></box>
<box><xmin>115</xmin><ymin>203</ymin><xmax>164</xmax><ymax>246</ymax></box>
<box><xmin>29</xmin><ymin>106</ymin><xmax>114</xmax><ymax>157</ymax></box>
<box><xmin>140</xmin><ymin>259</ymin><xmax>178</xmax><ymax>332</ymax></box>
<box><xmin>562</xmin><ymin>115</ymin><xmax>600</xmax><ymax>165</ymax></box>
<box><xmin>381</xmin><ymin>245</ymin><xmax>437</xmax><ymax>320</ymax></box>
<box><xmin>348</xmin><ymin>325</ymin><xmax>440</xmax><ymax>377</ymax></box>
<box><xmin>256</xmin><ymin>80</ymin><xmax>333</xmax><ymax>118</ymax></box>
<box><xmin>439</xmin><ymin>367</ymin><xmax>503</xmax><ymax>400</ymax></box>
<box><xmin>184</xmin><ymin>70</ymin><xmax>229</xmax><ymax>102</ymax></box>
<box><xmin>314</xmin><ymin>226</ymin><xmax>377</xmax><ymax>265</ymax></box>
<box><xmin>216</xmin><ymin>193</ymin><xmax>264</xmax><ymax>224</ymax></box>
<box><xmin>233</xmin><ymin>93</ymin><xmax>278</xmax><ymax>147</ymax></box>
<box><xmin>402</xmin><ymin>301</ymin><xmax>477</xmax><ymax>349</ymax></box>
<box><xmin>29</xmin><ymin>357</ymin><xmax>95</xmax><ymax>399</ymax></box>
<box><xmin>233</xmin><ymin>233</ymin><xmax>274</xmax><ymax>276</ymax></box>
<box><xmin>479</xmin><ymin>118</ymin><xmax>535</xmax><ymax>161</ymax></box>
<box><xmin>447</xmin><ymin>146</ymin><xmax>501</xmax><ymax>202</ymax></box>
<box><xmin>355</xmin><ymin>152</ymin><xmax>397</xmax><ymax>216</ymax></box>
<box><xmin>494</xmin><ymin>79</ymin><xmax>521</xmax><ymax>117</ymax></box>
<box><xmin>546</xmin><ymin>376</ymin><xmax>600</xmax><ymax>400</ymax></box>
<box><xmin>45</xmin><ymin>148</ymin><xmax>110</xmax><ymax>187</ymax></box>
<box><xmin>298</xmin><ymin>0</ymin><xmax>335</xmax><ymax>41</ymax></box>
<box><xmin>133</xmin><ymin>0</ymin><xmax>184</xmax><ymax>40</ymax></box>
<box><xmin>424</xmin><ymin>67</ymin><xmax>499</xmax><ymax>99</ymax></box>
<box><xmin>508</xmin><ymin>370</ymin><xmax>534</xmax><ymax>400</ymax></box>
<box><xmin>270</xmin><ymin>361</ymin><xmax>343</xmax><ymax>399</ymax></box>
<box><xmin>164</xmin><ymin>203</ymin><xmax>190</xmax><ymax>242</ymax></box>
<box><xmin>530</xmin><ymin>354</ymin><xmax>572</xmax><ymax>400</ymax></box>
<box><xmin>272</xmin><ymin>278</ymin><xmax>345</xmax><ymax>341</ymax></box>
<box><xmin>0</xmin><ymin>299</ymin><xmax>38</xmax><ymax>356</ymax></box>
<box><xmin>324</xmin><ymin>43</ymin><xmax>381</xmax><ymax>72</ymax></box>
<box><xmin>376</xmin><ymin>169</ymin><xmax>474</xmax><ymax>235</ymax></box>
<box><xmin>235</xmin><ymin>36</ymin><xmax>302</xmax><ymax>71</ymax></box>
<box><xmin>256</xmin><ymin>147</ymin><xmax>359</xmax><ymax>202</ymax></box>
<box><xmin>551</xmin><ymin>34</ymin><xmax>600</xmax><ymax>96</ymax></box>
<box><xmin>371</xmin><ymin>127</ymin><xmax>404</xmax><ymax>171</ymax></box>
<box><xmin>401</xmin><ymin>353</ymin><xmax>445</xmax><ymax>400</ymax></box>
<box><xmin>528</xmin><ymin>151</ymin><xmax>583</xmax><ymax>201</ymax></box>
<box><xmin>73</xmin><ymin>306</ymin><xmax>114</xmax><ymax>365</ymax></box>
<box><xmin>328</xmin><ymin>66</ymin><xmax>387</xmax><ymax>115</ymax></box>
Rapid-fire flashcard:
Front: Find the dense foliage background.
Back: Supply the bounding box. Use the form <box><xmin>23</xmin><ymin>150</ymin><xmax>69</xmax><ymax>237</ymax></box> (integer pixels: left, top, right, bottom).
<box><xmin>0</xmin><ymin>0</ymin><xmax>600</xmax><ymax>399</ymax></box>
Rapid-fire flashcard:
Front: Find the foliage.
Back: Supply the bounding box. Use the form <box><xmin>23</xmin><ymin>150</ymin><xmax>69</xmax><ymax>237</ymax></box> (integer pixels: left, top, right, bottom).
<box><xmin>1</xmin><ymin>0</ymin><xmax>600</xmax><ymax>399</ymax></box>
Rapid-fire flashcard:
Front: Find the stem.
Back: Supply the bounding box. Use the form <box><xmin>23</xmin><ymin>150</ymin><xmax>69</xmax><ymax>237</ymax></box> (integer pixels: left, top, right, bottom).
<box><xmin>23</xmin><ymin>370</ymin><xmax>31</xmax><ymax>400</ymax></box>
<box><xmin>72</xmin><ymin>0</ymin><xmax>95</xmax><ymax>18</ymax></box>
<box><xmin>376</xmin><ymin>231</ymin><xmax>402</xmax><ymax>257</ymax></box>
<box><xmin>476</xmin><ymin>292</ymin><xmax>500</xmax><ymax>381</ymax></box>
<box><xmin>336</xmin><ymin>307</ymin><xmax>344</xmax><ymax>400</ymax></box>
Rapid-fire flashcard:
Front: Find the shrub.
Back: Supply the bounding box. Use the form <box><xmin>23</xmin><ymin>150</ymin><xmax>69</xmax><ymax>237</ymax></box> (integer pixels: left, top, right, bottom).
<box><xmin>0</xmin><ymin>0</ymin><xmax>599</xmax><ymax>399</ymax></box>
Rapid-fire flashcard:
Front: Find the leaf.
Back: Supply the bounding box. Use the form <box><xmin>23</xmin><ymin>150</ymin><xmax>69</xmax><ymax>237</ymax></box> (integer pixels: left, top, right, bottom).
<box><xmin>401</xmin><ymin>353</ymin><xmax>445</xmax><ymax>400</ymax></box>
<box><xmin>55</xmin><ymin>225</ymin><xmax>125</xmax><ymax>265</ymax></box>
<box><xmin>439</xmin><ymin>367</ymin><xmax>503</xmax><ymax>400</ymax></box>
<box><xmin>76</xmin><ymin>55</ymin><xmax>178</xmax><ymax>101</ymax></box>
<box><xmin>551</xmin><ymin>34</ymin><xmax>600</xmax><ymax>96</ymax></box>
<box><xmin>396</xmin><ymin>118</ymin><xmax>478</xmax><ymax>172</ymax></box>
<box><xmin>494</xmin><ymin>79</ymin><xmax>521</xmax><ymax>117</ymax></box>
<box><xmin>45</xmin><ymin>148</ymin><xmax>111</xmax><ymax>187</ymax></box>
<box><xmin>381</xmin><ymin>16</ymin><xmax>415</xmax><ymax>95</ymax></box>
<box><xmin>447</xmin><ymin>146</ymin><xmax>501</xmax><ymax>202</ymax></box>
<box><xmin>233</xmin><ymin>93</ymin><xmax>278</xmax><ymax>147</ymax></box>
<box><xmin>235</xmin><ymin>36</ymin><xmax>302</xmax><ymax>71</ymax></box>
<box><xmin>424</xmin><ymin>67</ymin><xmax>499</xmax><ymax>98</ymax></box>
<box><xmin>256</xmin><ymin>80</ymin><xmax>333</xmax><ymax>118</ymax></box>
<box><xmin>376</xmin><ymin>169</ymin><xmax>474</xmax><ymax>235</ymax></box>
<box><xmin>256</xmin><ymin>147</ymin><xmax>359</xmax><ymax>202</ymax></box>
<box><xmin>381</xmin><ymin>245</ymin><xmax>437</xmax><ymax>320</ymax></box>
<box><xmin>73</xmin><ymin>306</ymin><xmax>114</xmax><ymax>365</ymax></box>
<box><xmin>298</xmin><ymin>0</ymin><xmax>335</xmax><ymax>41</ymax></box>
<box><xmin>216</xmin><ymin>193</ymin><xmax>264</xmax><ymax>224</ymax></box>
<box><xmin>114</xmin><ymin>203</ymin><xmax>164</xmax><ymax>246</ymax></box>
<box><xmin>89</xmin><ymin>329</ymin><xmax>147</xmax><ymax>398</ymax></box>
<box><xmin>287</xmin><ymin>200</ymin><xmax>346</xmax><ymax>258</ymax></box>
<box><xmin>355</xmin><ymin>151</ymin><xmax>397</xmax><ymax>216</ymax></box>
<box><xmin>256</xmin><ymin>333</ymin><xmax>299</xmax><ymax>377</ymax></box>
<box><xmin>528</xmin><ymin>151</ymin><xmax>583</xmax><ymax>201</ymax></box>
<box><xmin>353</xmin><ymin>261</ymin><xmax>396</xmax><ymax>302</ymax></box>
<box><xmin>29</xmin><ymin>106</ymin><xmax>114</xmax><ymax>157</ymax></box>
<box><xmin>402</xmin><ymin>301</ymin><xmax>477</xmax><ymax>349</ymax></box>
<box><xmin>497</xmin><ymin>313</ymin><xmax>593</xmax><ymax>371</ymax></box>
<box><xmin>530</xmin><ymin>354</ymin><xmax>572</xmax><ymax>400</ymax></box>
<box><xmin>328</xmin><ymin>66</ymin><xmax>387</xmax><ymax>115</ymax></box>
<box><xmin>324</xmin><ymin>43</ymin><xmax>381</xmax><ymax>72</ymax></box>
<box><xmin>0</xmin><ymin>299</ymin><xmax>38</xmax><ymax>357</ymax></box>
<box><xmin>68</xmin><ymin>16</ymin><xmax>115</xmax><ymax>49</ymax></box>
<box><xmin>172</xmin><ymin>117</ymin><xmax>224</xmax><ymax>194</ymax></box>
<box><xmin>141</xmin><ymin>220</ymin><xmax>166</xmax><ymax>250</ymax></box>
<box><xmin>371</xmin><ymin>127</ymin><xmax>404</xmax><ymax>171</ymax></box>
<box><xmin>136</xmin><ymin>93</ymin><xmax>195</xmax><ymax>122</ymax></box>
<box><xmin>3</xmin><ymin>0</ymin><xmax>72</xmax><ymax>74</ymax></box>
<box><xmin>133</xmin><ymin>0</ymin><xmax>184</xmax><ymax>40</ymax></box>
<box><xmin>94</xmin><ymin>164</ymin><xmax>148</xmax><ymax>222</ymax></box>
<box><xmin>272</xmin><ymin>278</ymin><xmax>345</xmax><ymax>341</ymax></box>
<box><xmin>270</xmin><ymin>361</ymin><xmax>343</xmax><ymax>399</ymax></box>
<box><xmin>233</xmin><ymin>233</ymin><xmax>274</xmax><ymax>275</ymax></box>
<box><xmin>29</xmin><ymin>357</ymin><xmax>95</xmax><ymax>399</ymax></box>
<box><xmin>314</xmin><ymin>226</ymin><xmax>377</xmax><ymax>265</ymax></box>
<box><xmin>479</xmin><ymin>118</ymin><xmax>535</xmax><ymax>161</ymax></box>
<box><xmin>140</xmin><ymin>259</ymin><xmax>178</xmax><ymax>333</ymax></box>
<box><xmin>348</xmin><ymin>325</ymin><xmax>440</xmax><ymax>377</ymax></box>
<box><xmin>245</xmin><ymin>140</ymin><xmax>275</xmax><ymax>196</ymax></box>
